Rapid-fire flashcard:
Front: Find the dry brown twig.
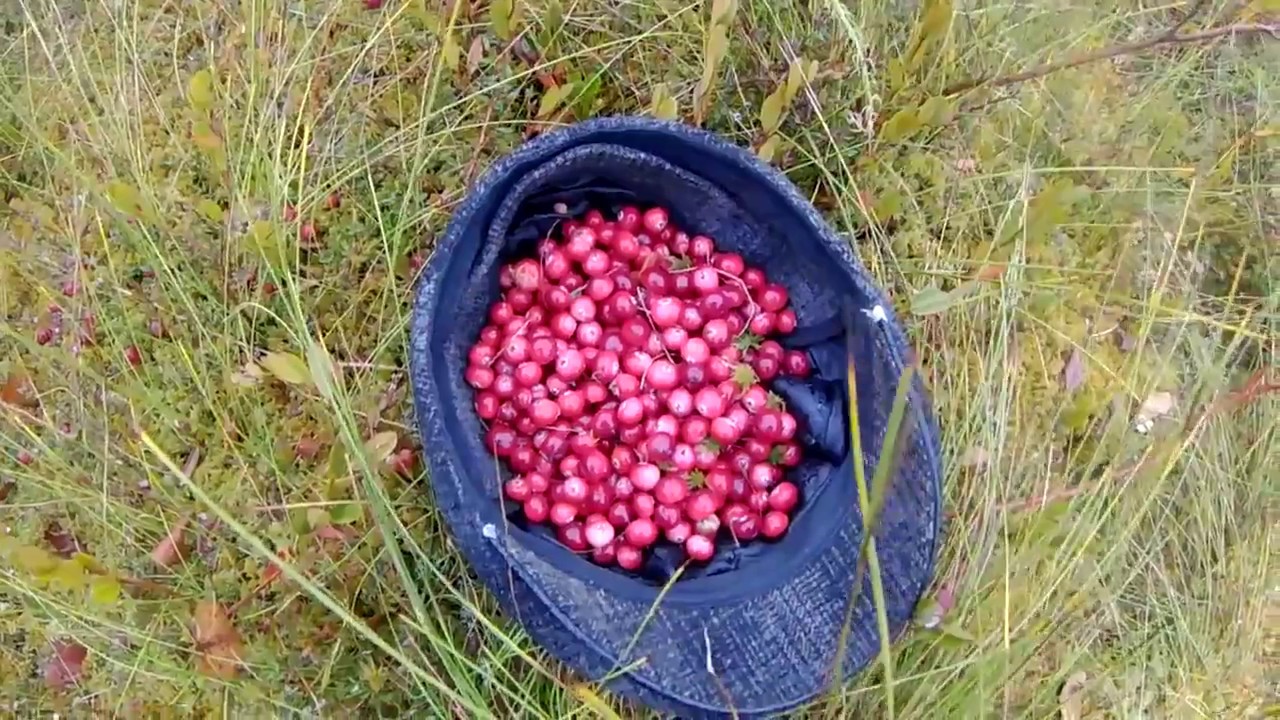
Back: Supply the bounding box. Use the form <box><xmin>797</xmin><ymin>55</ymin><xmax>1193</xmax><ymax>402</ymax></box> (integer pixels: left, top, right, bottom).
<box><xmin>944</xmin><ymin>0</ymin><xmax>1277</xmax><ymax>96</ymax></box>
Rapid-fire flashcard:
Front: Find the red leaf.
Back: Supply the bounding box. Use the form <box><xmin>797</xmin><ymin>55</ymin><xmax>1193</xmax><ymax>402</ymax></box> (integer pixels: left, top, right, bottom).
<box><xmin>43</xmin><ymin>640</ymin><xmax>88</xmax><ymax>690</ymax></box>
<box><xmin>193</xmin><ymin>601</ymin><xmax>244</xmax><ymax>679</ymax></box>
<box><xmin>150</xmin><ymin>516</ymin><xmax>190</xmax><ymax>569</ymax></box>
<box><xmin>0</xmin><ymin>371</ymin><xmax>39</xmax><ymax>409</ymax></box>
<box><xmin>44</xmin><ymin>522</ymin><xmax>85</xmax><ymax>558</ymax></box>
<box><xmin>1062</xmin><ymin>348</ymin><xmax>1086</xmax><ymax>393</ymax></box>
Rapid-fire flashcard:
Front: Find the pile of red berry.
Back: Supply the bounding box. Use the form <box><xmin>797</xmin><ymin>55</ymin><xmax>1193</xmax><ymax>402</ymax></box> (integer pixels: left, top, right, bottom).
<box><xmin>465</xmin><ymin>205</ymin><xmax>810</xmax><ymax>570</ymax></box>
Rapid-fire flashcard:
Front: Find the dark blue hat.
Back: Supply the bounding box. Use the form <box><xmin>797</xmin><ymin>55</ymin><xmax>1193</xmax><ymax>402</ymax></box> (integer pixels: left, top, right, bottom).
<box><xmin>409</xmin><ymin>116</ymin><xmax>942</xmax><ymax>719</ymax></box>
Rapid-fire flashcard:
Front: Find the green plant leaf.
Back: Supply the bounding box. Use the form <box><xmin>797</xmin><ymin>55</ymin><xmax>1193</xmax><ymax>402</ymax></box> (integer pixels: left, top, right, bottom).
<box><xmin>260</xmin><ymin>351</ymin><xmax>313</xmax><ymax>386</ymax></box>
<box><xmin>89</xmin><ymin>575</ymin><xmax>122</xmax><ymax>605</ymax></box>
<box><xmin>195</xmin><ymin>199</ymin><xmax>224</xmax><ymax>223</ymax></box>
<box><xmin>879</xmin><ymin>108</ymin><xmax>923</xmax><ymax>143</ymax></box>
<box><xmin>489</xmin><ymin>0</ymin><xmax>516</xmax><ymax>40</ymax></box>
<box><xmin>329</xmin><ymin>503</ymin><xmax>363</xmax><ymax>525</ymax></box>
<box><xmin>759</xmin><ymin>86</ymin><xmax>786</xmax><ymax>135</ymax></box>
<box><xmin>650</xmin><ymin>84</ymin><xmax>678</xmax><ymax>120</ymax></box>
<box><xmin>910</xmin><ymin>284</ymin><xmax>955</xmax><ymax>315</ymax></box>
<box><xmin>306</xmin><ymin>507</ymin><xmax>331</xmax><ymax>530</ymax></box>
<box><xmin>783</xmin><ymin>58</ymin><xmax>808</xmax><ymax>104</ymax></box>
<box><xmin>364</xmin><ymin>431</ymin><xmax>399</xmax><ymax>464</ymax></box>
<box><xmin>306</xmin><ymin>341</ymin><xmax>339</xmax><ymax>401</ymax></box>
<box><xmin>918</xmin><ymin>95</ymin><xmax>955</xmax><ymax>126</ymax></box>
<box><xmin>710</xmin><ymin>0</ymin><xmax>736</xmax><ymax>25</ymax></box>
<box><xmin>188</xmin><ymin>69</ymin><xmax>216</xmax><ymax>111</ymax></box>
<box><xmin>537</xmin><ymin>82</ymin><xmax>575</xmax><ymax>119</ymax></box>
<box><xmin>693</xmin><ymin>24</ymin><xmax>729</xmax><ymax>124</ymax></box>
<box><xmin>441</xmin><ymin>33</ymin><xmax>461</xmax><ymax>71</ymax></box>
<box><xmin>756</xmin><ymin>134</ymin><xmax>782</xmax><ymax>163</ymax></box>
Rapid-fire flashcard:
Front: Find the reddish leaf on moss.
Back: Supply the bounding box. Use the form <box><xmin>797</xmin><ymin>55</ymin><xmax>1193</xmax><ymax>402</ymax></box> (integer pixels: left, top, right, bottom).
<box><xmin>43</xmin><ymin>640</ymin><xmax>88</xmax><ymax>690</ymax></box>
<box><xmin>1</xmin><ymin>371</ymin><xmax>39</xmax><ymax>408</ymax></box>
<box><xmin>1062</xmin><ymin>348</ymin><xmax>1086</xmax><ymax>393</ymax></box>
<box><xmin>44</xmin><ymin>522</ymin><xmax>85</xmax><ymax>558</ymax></box>
<box><xmin>193</xmin><ymin>600</ymin><xmax>244</xmax><ymax>679</ymax></box>
<box><xmin>151</xmin><ymin>516</ymin><xmax>190</xmax><ymax>569</ymax></box>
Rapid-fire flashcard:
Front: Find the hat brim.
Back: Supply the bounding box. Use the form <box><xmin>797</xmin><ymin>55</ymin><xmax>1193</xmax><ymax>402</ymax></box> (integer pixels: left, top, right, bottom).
<box><xmin>409</xmin><ymin>117</ymin><xmax>942</xmax><ymax>718</ymax></box>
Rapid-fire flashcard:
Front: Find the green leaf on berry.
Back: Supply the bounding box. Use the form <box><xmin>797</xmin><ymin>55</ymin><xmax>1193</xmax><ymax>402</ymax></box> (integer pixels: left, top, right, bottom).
<box><xmin>734</xmin><ymin>333</ymin><xmax>763</xmax><ymax>352</ymax></box>
<box><xmin>668</xmin><ymin>254</ymin><xmax>693</xmax><ymax>271</ymax></box>
<box><xmin>687</xmin><ymin>470</ymin><xmax>706</xmax><ymax>489</ymax></box>
<box><xmin>700</xmin><ymin>440</ymin><xmax>722</xmax><ymax>454</ymax></box>
<box><xmin>732</xmin><ymin>363</ymin><xmax>758</xmax><ymax>391</ymax></box>
<box><xmin>766</xmin><ymin>391</ymin><xmax>787</xmax><ymax>411</ymax></box>
<box><xmin>769</xmin><ymin>445</ymin><xmax>786</xmax><ymax>465</ymax></box>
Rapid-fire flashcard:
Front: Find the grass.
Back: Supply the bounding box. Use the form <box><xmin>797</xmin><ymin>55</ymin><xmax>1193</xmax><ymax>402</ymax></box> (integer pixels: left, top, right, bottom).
<box><xmin>0</xmin><ymin>0</ymin><xmax>1275</xmax><ymax>716</ymax></box>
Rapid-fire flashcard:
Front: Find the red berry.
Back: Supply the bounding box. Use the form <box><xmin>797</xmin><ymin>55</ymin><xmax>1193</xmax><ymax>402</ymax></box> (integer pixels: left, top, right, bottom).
<box><xmin>326</xmin><ymin>192</ymin><xmax>342</xmax><ymax>210</ymax></box>
<box><xmin>550</xmin><ymin>502</ymin><xmax>579</xmax><ymax>526</ymax></box>
<box><xmin>768</xmin><ymin>482</ymin><xmax>799</xmax><ymax>512</ymax></box>
<box><xmin>365</xmin><ymin>0</ymin><xmax>383</xmax><ymax>10</ymax></box>
<box><xmin>123</xmin><ymin>345</ymin><xmax>143</xmax><ymax>368</ymax></box>
<box><xmin>761</xmin><ymin>511</ymin><xmax>790</xmax><ymax>539</ymax></box>
<box><xmin>35</xmin><ymin>327</ymin><xmax>54</xmax><ymax>346</ymax></box>
<box><xmin>616</xmin><ymin>543</ymin><xmax>644</xmax><ymax>570</ymax></box>
<box><xmin>713</xmin><ymin>253</ymin><xmax>746</xmax><ymax>276</ymax></box>
<box><xmin>685</xmin><ymin>490</ymin><xmax>719</xmax><ymax>522</ymax></box>
<box><xmin>17</xmin><ymin>449</ymin><xmax>35</xmax><ymax>466</ymax></box>
<box><xmin>584</xmin><ymin>515</ymin><xmax>616</xmax><ymax>548</ymax></box>
<box><xmin>654</xmin><ymin>475</ymin><xmax>689</xmax><ymax>505</ymax></box>
<box><xmin>630</xmin><ymin>463</ymin><xmax>660</xmax><ymax>491</ymax></box>
<box><xmin>558</xmin><ymin>522</ymin><xmax>588</xmax><ymax>551</ymax></box>
<box><xmin>783</xmin><ymin>350</ymin><xmax>811</xmax><ymax>377</ymax></box>
<box><xmin>524</xmin><ymin>495</ymin><xmax>550</xmax><ymax>523</ymax></box>
<box><xmin>685</xmin><ymin>534</ymin><xmax>715</xmax><ymax>562</ymax></box>
<box><xmin>505</xmin><ymin>476</ymin><xmax>532</xmax><ymax>502</ymax></box>
<box><xmin>759</xmin><ymin>284</ymin><xmax>788</xmax><ymax>313</ymax></box>
<box><xmin>694</xmin><ymin>386</ymin><xmax>725</xmax><ymax>419</ymax></box>
<box><xmin>624</xmin><ymin>518</ymin><xmax>659</xmax><ymax>548</ymax></box>
<box><xmin>642</xmin><ymin>207</ymin><xmax>669</xmax><ymax>235</ymax></box>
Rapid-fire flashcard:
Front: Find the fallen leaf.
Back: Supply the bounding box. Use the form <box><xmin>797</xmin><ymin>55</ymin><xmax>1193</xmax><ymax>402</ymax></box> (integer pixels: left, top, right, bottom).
<box><xmin>1137</xmin><ymin>391</ymin><xmax>1175</xmax><ymax>419</ymax></box>
<box><xmin>1</xmin><ymin>371</ymin><xmax>39</xmax><ymax>408</ymax></box>
<box><xmin>313</xmin><ymin>524</ymin><xmax>350</xmax><ymax>543</ymax></box>
<box><xmin>364</xmin><ymin>430</ymin><xmax>399</xmax><ymax>464</ymax></box>
<box><xmin>259</xmin><ymin>548</ymin><xmax>290</xmax><ymax>586</ymax></box>
<box><xmin>328</xmin><ymin>502</ymin><xmax>363</xmax><ymax>525</ymax></box>
<box><xmin>151</xmin><ymin>516</ymin><xmax>190</xmax><ymax>569</ymax></box>
<box><xmin>960</xmin><ymin>446</ymin><xmax>990</xmax><ymax>468</ymax></box>
<box><xmin>466</xmin><ymin>36</ymin><xmax>485</xmax><ymax>76</ymax></box>
<box><xmin>193</xmin><ymin>600</ymin><xmax>244</xmax><ymax>679</ymax></box>
<box><xmin>1062</xmin><ymin>348</ymin><xmax>1086</xmax><ymax>393</ymax></box>
<box><xmin>910</xmin><ymin>284</ymin><xmax>957</xmax><ymax>315</ymax></box>
<box><xmin>260</xmin><ymin>351</ymin><xmax>313</xmax><ymax>386</ymax></box>
<box><xmin>43</xmin><ymin>640</ymin><xmax>88</xmax><ymax>690</ymax></box>
<box><xmin>973</xmin><ymin>263</ymin><xmax>1006</xmax><ymax>282</ymax></box>
<box><xmin>44</xmin><ymin>522</ymin><xmax>84</xmax><ymax>558</ymax></box>
<box><xmin>1058</xmin><ymin>670</ymin><xmax>1088</xmax><ymax>720</ymax></box>
<box><xmin>230</xmin><ymin>360</ymin><xmax>265</xmax><ymax>387</ymax></box>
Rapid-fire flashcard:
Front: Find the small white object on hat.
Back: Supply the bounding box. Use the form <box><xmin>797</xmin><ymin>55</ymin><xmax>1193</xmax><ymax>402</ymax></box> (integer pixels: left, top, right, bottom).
<box><xmin>862</xmin><ymin>304</ymin><xmax>887</xmax><ymax>324</ymax></box>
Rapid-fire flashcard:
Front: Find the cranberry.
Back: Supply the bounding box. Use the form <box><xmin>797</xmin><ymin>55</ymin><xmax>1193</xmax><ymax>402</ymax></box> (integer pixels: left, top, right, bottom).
<box><xmin>761</xmin><ymin>511</ymin><xmax>790</xmax><ymax>539</ymax></box>
<box><xmin>524</xmin><ymin>495</ymin><xmax>550</xmax><ymax>523</ymax></box>
<box><xmin>685</xmin><ymin>534</ymin><xmax>715</xmax><ymax>562</ymax></box>
<box><xmin>654</xmin><ymin>475</ymin><xmax>689</xmax><ymax>505</ymax></box>
<box><xmin>608</xmin><ymin>545</ymin><xmax>639</xmax><ymax>574</ymax></box>
<box><xmin>630</xmin><ymin>463</ymin><xmax>660</xmax><ymax>491</ymax></box>
<box><xmin>783</xmin><ymin>350</ymin><xmax>811</xmax><ymax>377</ymax></box>
<box><xmin>624</xmin><ymin>518</ymin><xmax>659</xmax><ymax>547</ymax></box>
<box><xmin>550</xmin><ymin>502</ymin><xmax>579</xmax><ymax>526</ymax></box>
